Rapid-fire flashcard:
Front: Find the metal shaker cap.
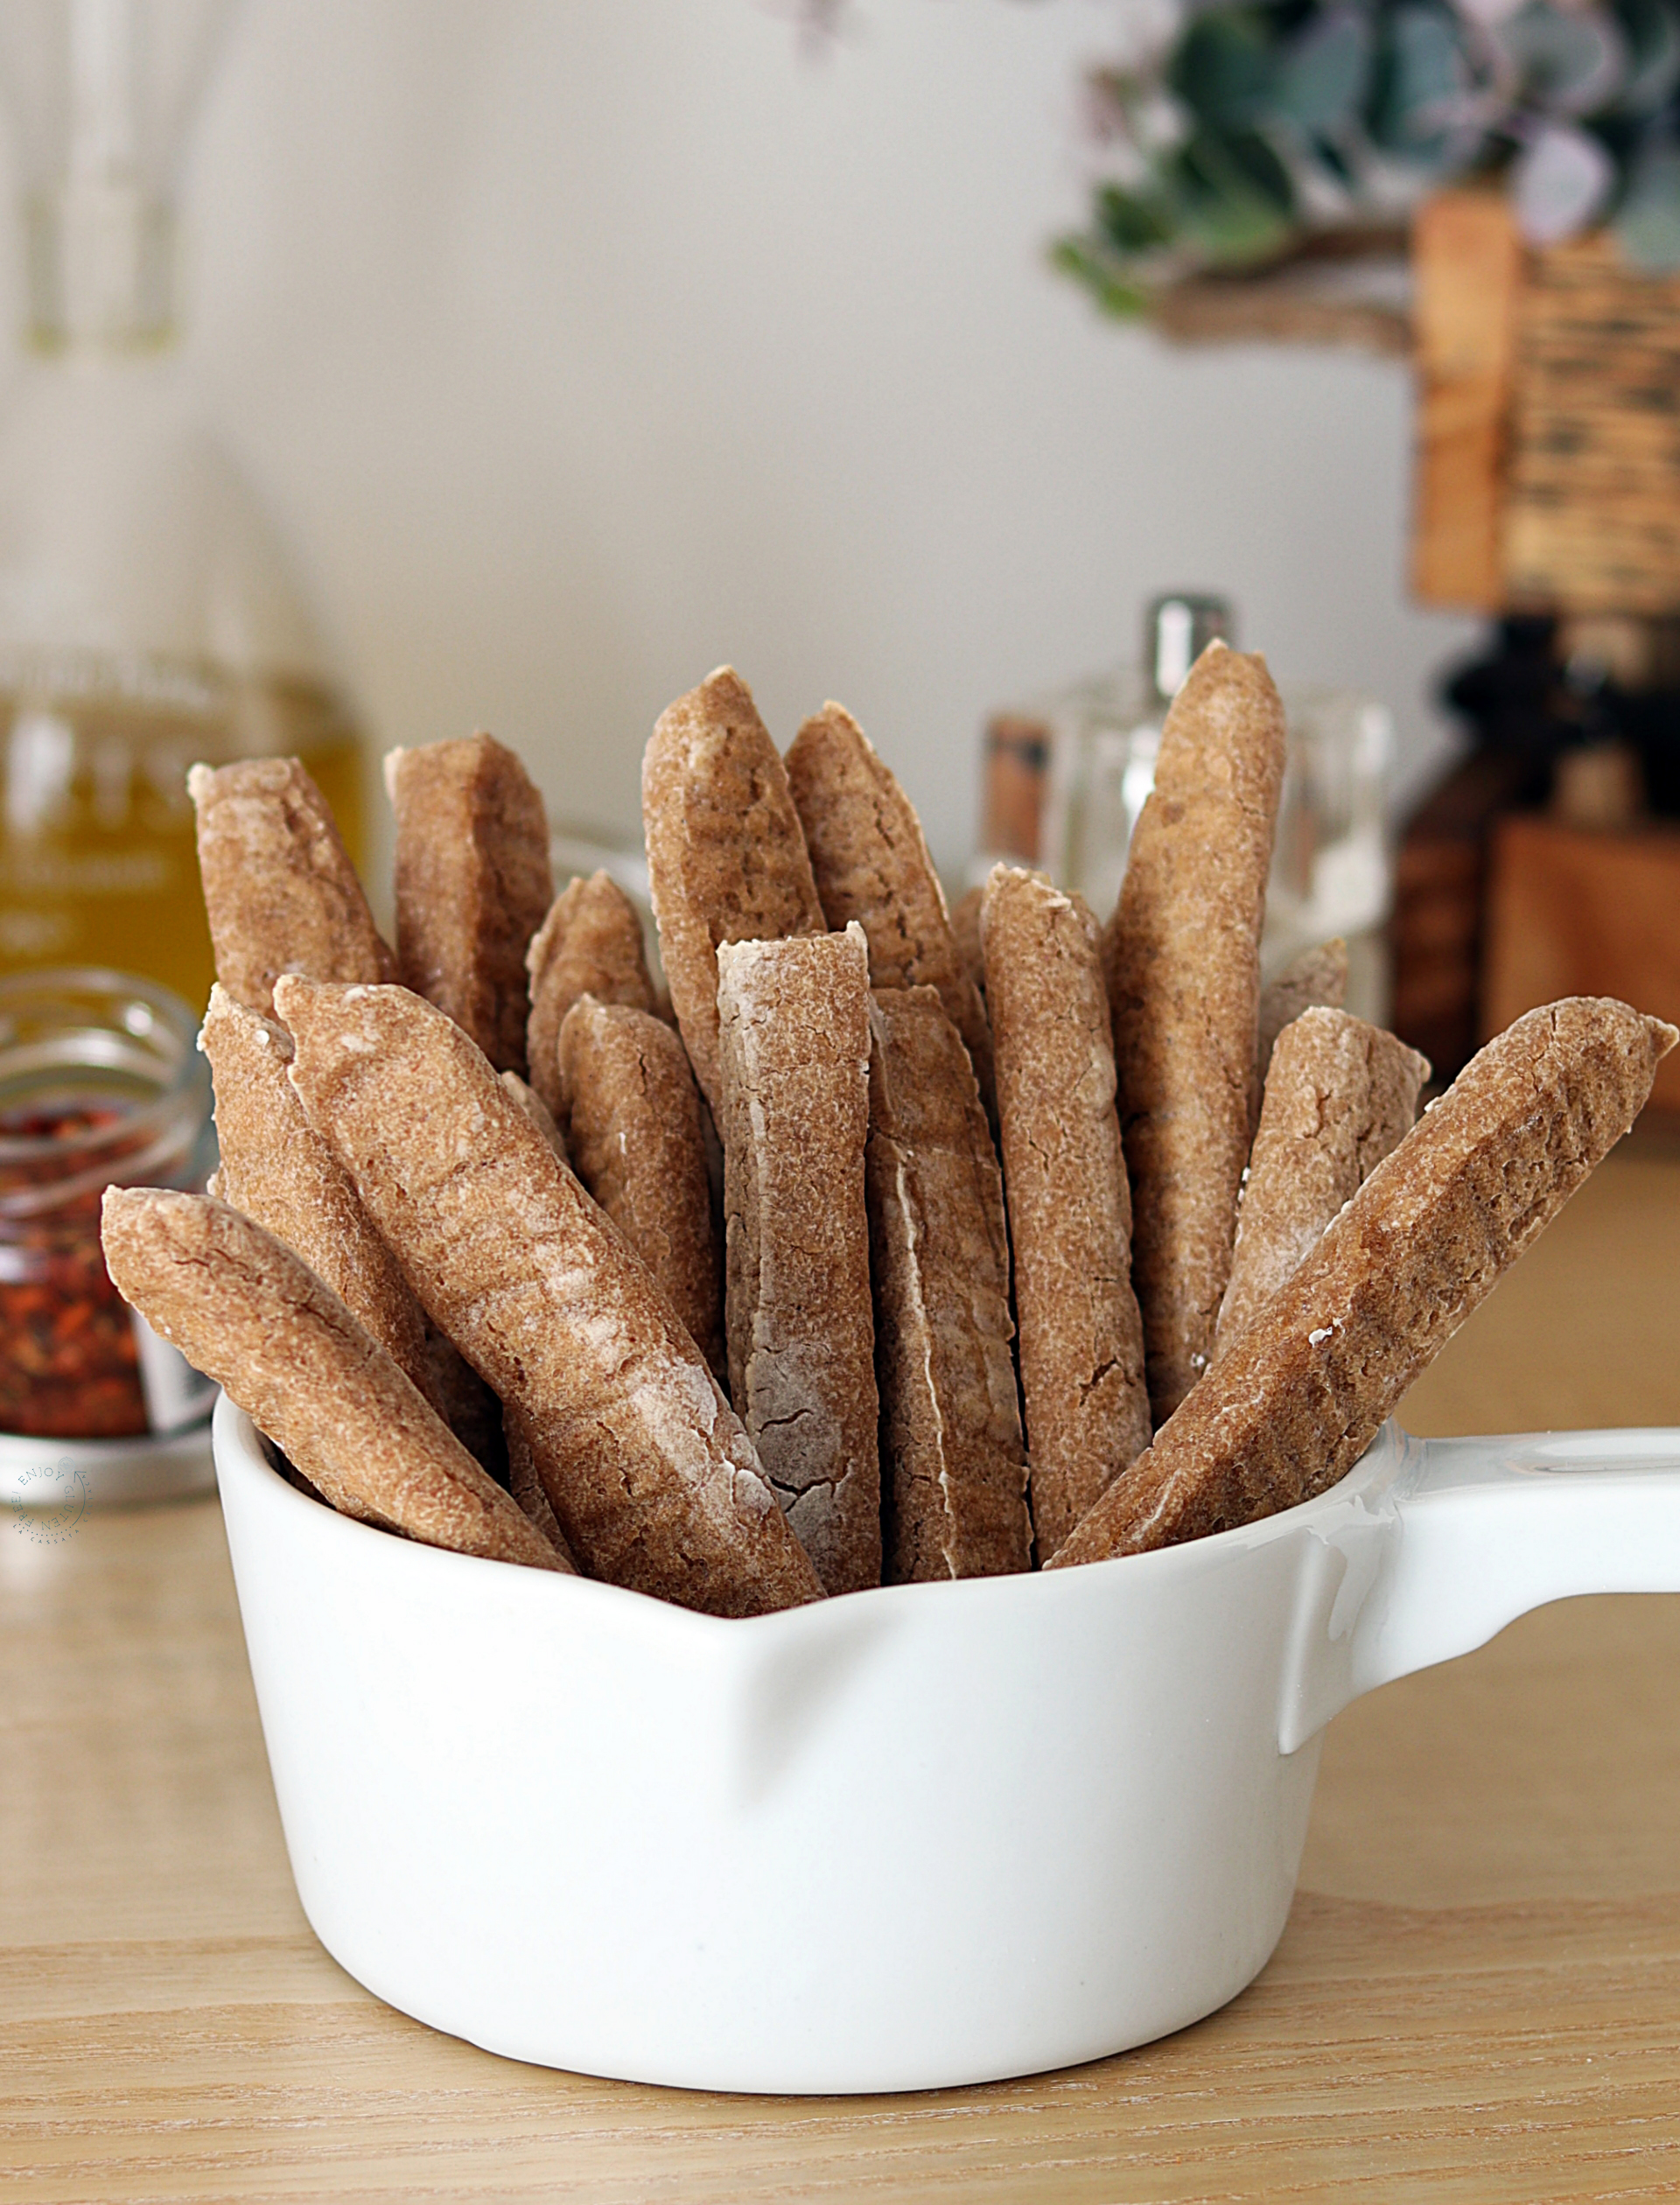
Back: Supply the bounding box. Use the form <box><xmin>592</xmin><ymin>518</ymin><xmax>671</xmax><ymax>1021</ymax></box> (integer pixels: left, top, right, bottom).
<box><xmin>1144</xmin><ymin>593</ymin><xmax>1233</xmax><ymax>706</ymax></box>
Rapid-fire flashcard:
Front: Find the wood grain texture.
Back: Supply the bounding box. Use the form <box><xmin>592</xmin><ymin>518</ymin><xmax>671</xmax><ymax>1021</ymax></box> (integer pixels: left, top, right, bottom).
<box><xmin>3</xmin><ymin>1132</ymin><xmax>1680</xmax><ymax>2199</ymax></box>
<box><xmin>1483</xmin><ymin>816</ymin><xmax>1680</xmax><ymax>1112</ymax></box>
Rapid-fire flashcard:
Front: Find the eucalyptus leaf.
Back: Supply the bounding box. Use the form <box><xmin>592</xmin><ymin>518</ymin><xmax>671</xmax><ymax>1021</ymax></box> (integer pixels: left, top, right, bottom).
<box><xmin>1614</xmin><ymin>136</ymin><xmax>1680</xmax><ymax>264</ymax></box>
<box><xmin>1368</xmin><ymin>4</ymin><xmax>1476</xmax><ymax>155</ymax></box>
<box><xmin>1096</xmin><ymin>181</ymin><xmax>1175</xmax><ymax>252</ymax></box>
<box><xmin>1050</xmin><ymin>234</ymin><xmax>1154</xmax><ymax>317</ymax></box>
<box><xmin>1609</xmin><ymin>0</ymin><xmax>1680</xmax><ymax>115</ymax></box>
<box><xmin>1168</xmin><ymin>10</ymin><xmax>1278</xmax><ymax>130</ymax></box>
<box><xmin>1275</xmin><ymin>7</ymin><xmax>1374</xmax><ymax>128</ymax></box>
<box><xmin>1172</xmin><ymin>125</ymin><xmax>1298</xmax><ymax>260</ymax></box>
<box><xmin>1496</xmin><ymin>2</ymin><xmax>1628</xmax><ymax>116</ymax></box>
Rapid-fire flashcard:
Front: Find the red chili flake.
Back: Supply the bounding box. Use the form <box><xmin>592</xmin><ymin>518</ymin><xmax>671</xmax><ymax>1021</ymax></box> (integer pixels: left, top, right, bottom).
<box><xmin>1</xmin><ymin>1102</ymin><xmax>150</xmax><ymax>1438</ymax></box>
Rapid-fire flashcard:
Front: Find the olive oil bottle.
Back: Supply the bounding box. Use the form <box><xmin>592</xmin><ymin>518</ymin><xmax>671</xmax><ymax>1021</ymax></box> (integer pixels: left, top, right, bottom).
<box><xmin>0</xmin><ymin>0</ymin><xmax>367</xmax><ymax>1007</ymax></box>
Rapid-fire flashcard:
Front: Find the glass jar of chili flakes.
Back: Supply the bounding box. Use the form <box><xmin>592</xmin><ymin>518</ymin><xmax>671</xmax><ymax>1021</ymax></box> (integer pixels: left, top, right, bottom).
<box><xmin>1</xmin><ymin>969</ymin><xmax>215</xmax><ymax>1478</ymax></box>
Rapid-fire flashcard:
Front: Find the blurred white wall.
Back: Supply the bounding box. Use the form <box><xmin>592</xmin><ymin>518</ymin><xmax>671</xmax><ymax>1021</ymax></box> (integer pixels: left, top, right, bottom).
<box><xmin>5</xmin><ymin>0</ymin><xmax>1483</xmax><ymax>877</ymax></box>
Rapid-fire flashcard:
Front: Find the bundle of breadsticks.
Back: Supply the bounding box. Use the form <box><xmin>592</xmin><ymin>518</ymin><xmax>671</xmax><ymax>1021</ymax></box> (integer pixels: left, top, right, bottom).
<box><xmin>100</xmin><ymin>648</ymin><xmax>1676</xmax><ymax>1615</ymax></box>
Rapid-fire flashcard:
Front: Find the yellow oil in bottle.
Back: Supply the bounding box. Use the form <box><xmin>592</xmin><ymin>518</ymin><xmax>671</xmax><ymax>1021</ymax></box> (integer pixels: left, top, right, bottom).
<box><xmin>1</xmin><ymin>653</ymin><xmax>366</xmax><ymax>1010</ymax></box>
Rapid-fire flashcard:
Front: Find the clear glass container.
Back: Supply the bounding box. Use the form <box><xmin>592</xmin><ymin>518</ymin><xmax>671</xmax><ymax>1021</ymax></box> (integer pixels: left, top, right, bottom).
<box><xmin>976</xmin><ymin>598</ymin><xmax>1396</xmax><ymax>1018</ymax></box>
<box><xmin>0</xmin><ymin>964</ymin><xmax>215</xmax><ymax>1506</ymax></box>
<box><xmin>0</xmin><ymin>0</ymin><xmax>367</xmax><ymax>1009</ymax></box>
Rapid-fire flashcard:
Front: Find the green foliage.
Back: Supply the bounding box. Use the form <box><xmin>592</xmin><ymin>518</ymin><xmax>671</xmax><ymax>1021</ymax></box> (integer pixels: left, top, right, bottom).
<box><xmin>1055</xmin><ymin>0</ymin><xmax>1680</xmax><ymax>312</ymax></box>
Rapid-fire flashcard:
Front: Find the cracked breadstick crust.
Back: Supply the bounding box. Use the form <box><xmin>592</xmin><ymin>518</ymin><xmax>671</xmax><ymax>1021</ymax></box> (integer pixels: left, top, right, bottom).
<box><xmin>717</xmin><ymin>926</ymin><xmax>881</xmax><ymax>1595</ymax></box>
<box><xmin>557</xmin><ymin>997</ymin><xmax>724</xmax><ymax>1379</ymax></box>
<box><xmin>190</xmin><ymin>758</ymin><xmax>395</xmax><ymax>1018</ymax></box>
<box><xmin>1102</xmin><ymin>641</ymin><xmax>1287</xmax><ymax>1424</ymax></box>
<box><xmin>1214</xmin><ymin>1010</ymin><xmax>1428</xmax><ymax>1362</ymax></box>
<box><xmin>200</xmin><ymin>985</ymin><xmax>431</xmax><ymax>1395</ymax></box>
<box><xmin>982</xmin><ymin>866</ymin><xmax>1152</xmax><ymax>1558</ymax></box>
<box><xmin>641</xmin><ymin>667</ymin><xmax>824</xmax><ymax>1115</ymax></box>
<box><xmin>386</xmin><ymin>733</ymin><xmax>554</xmax><ymax>1077</ymax></box>
<box><xmin>1051</xmin><ymin>998</ymin><xmax>1677</xmax><ymax>1565</ymax></box>
<box><xmin>525</xmin><ymin>872</ymin><xmax>656</xmax><ymax>1124</ymax></box>
<box><xmin>1256</xmin><ymin>939</ymin><xmax>1348</xmax><ymax>1093</ymax></box>
<box><xmin>276</xmin><ymin>976</ymin><xmax>822</xmax><ymax>1616</ymax></box>
<box><xmin>866</xmin><ymin>986</ymin><xmax>1030</xmax><ymax>1582</ymax></box>
<box><xmin>99</xmin><ymin>1188</ymin><xmax>565</xmax><ymax>1572</ymax></box>
<box><xmin>786</xmin><ymin>702</ymin><xmax>995</xmax><ymax>1110</ymax></box>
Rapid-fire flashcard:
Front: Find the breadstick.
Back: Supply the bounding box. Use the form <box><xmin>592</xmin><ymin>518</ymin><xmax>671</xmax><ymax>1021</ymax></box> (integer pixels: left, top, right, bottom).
<box><xmin>276</xmin><ymin>976</ymin><xmax>822</xmax><ymax>1617</ymax></box>
<box><xmin>716</xmin><ymin>926</ymin><xmax>880</xmax><ymax>1594</ymax></box>
<box><xmin>1051</xmin><ymin>998</ymin><xmax>1676</xmax><ymax>1565</ymax></box>
<box><xmin>1257</xmin><ymin>938</ymin><xmax>1348</xmax><ymax>1091</ymax></box>
<box><xmin>200</xmin><ymin>985</ymin><xmax>430</xmax><ymax>1391</ymax></box>
<box><xmin>949</xmin><ymin>885</ymin><xmax>986</xmax><ymax>1004</ymax></box>
<box><xmin>500</xmin><ymin>1069</ymin><xmax>570</xmax><ymax>1166</ymax></box>
<box><xmin>641</xmin><ymin>668</ymin><xmax>824</xmax><ymax>1114</ymax></box>
<box><xmin>1214</xmin><ymin>1010</ymin><xmax>1427</xmax><ymax>1362</ymax></box>
<box><xmin>503</xmin><ymin>1402</ymin><xmax>580</xmax><ymax>1564</ymax></box>
<box><xmin>982</xmin><ymin>867</ymin><xmax>1151</xmax><ymax>1558</ymax></box>
<box><xmin>190</xmin><ymin>758</ymin><xmax>394</xmax><ymax>1018</ymax></box>
<box><xmin>786</xmin><ymin>702</ymin><xmax>994</xmax><ymax>1106</ymax></box>
<box><xmin>866</xmin><ymin>986</ymin><xmax>1029</xmax><ymax>1582</ymax></box>
<box><xmin>386</xmin><ymin>733</ymin><xmax>554</xmax><ymax>1076</ymax></box>
<box><xmin>525</xmin><ymin>871</ymin><xmax>656</xmax><ymax>1124</ymax></box>
<box><xmin>100</xmin><ymin>1189</ymin><xmax>565</xmax><ymax>1573</ymax></box>
<box><xmin>1102</xmin><ymin>641</ymin><xmax>1287</xmax><ymax>1423</ymax></box>
<box><xmin>556</xmin><ymin>997</ymin><xmax>724</xmax><ymax>1377</ymax></box>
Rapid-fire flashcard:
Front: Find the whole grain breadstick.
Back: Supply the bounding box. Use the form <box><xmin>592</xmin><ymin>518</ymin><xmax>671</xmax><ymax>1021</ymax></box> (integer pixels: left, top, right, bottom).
<box><xmin>949</xmin><ymin>886</ymin><xmax>986</xmax><ymax>1004</ymax></box>
<box><xmin>1257</xmin><ymin>938</ymin><xmax>1348</xmax><ymax>1092</ymax></box>
<box><xmin>641</xmin><ymin>668</ymin><xmax>824</xmax><ymax>1114</ymax></box>
<box><xmin>190</xmin><ymin>758</ymin><xmax>395</xmax><ymax>1018</ymax></box>
<box><xmin>277</xmin><ymin>976</ymin><xmax>822</xmax><ymax>1617</ymax></box>
<box><xmin>557</xmin><ymin>997</ymin><xmax>724</xmax><ymax>1376</ymax></box>
<box><xmin>386</xmin><ymin>733</ymin><xmax>554</xmax><ymax>1077</ymax></box>
<box><xmin>1051</xmin><ymin>998</ymin><xmax>1676</xmax><ymax>1565</ymax></box>
<box><xmin>200</xmin><ymin>985</ymin><xmax>430</xmax><ymax>1392</ymax></box>
<box><xmin>983</xmin><ymin>866</ymin><xmax>1151</xmax><ymax>1557</ymax></box>
<box><xmin>786</xmin><ymin>702</ymin><xmax>994</xmax><ymax>1107</ymax></box>
<box><xmin>100</xmin><ymin>1188</ymin><xmax>566</xmax><ymax>1572</ymax></box>
<box><xmin>1102</xmin><ymin>641</ymin><xmax>1287</xmax><ymax>1423</ymax></box>
<box><xmin>716</xmin><ymin>926</ymin><xmax>880</xmax><ymax>1594</ymax></box>
<box><xmin>525</xmin><ymin>872</ymin><xmax>657</xmax><ymax>1124</ymax></box>
<box><xmin>1214</xmin><ymin>1010</ymin><xmax>1427</xmax><ymax>1362</ymax></box>
<box><xmin>504</xmin><ymin>1402</ymin><xmax>579</xmax><ymax>1563</ymax></box>
<box><xmin>500</xmin><ymin>1069</ymin><xmax>570</xmax><ymax>1166</ymax></box>
<box><xmin>866</xmin><ymin>986</ymin><xmax>1030</xmax><ymax>1582</ymax></box>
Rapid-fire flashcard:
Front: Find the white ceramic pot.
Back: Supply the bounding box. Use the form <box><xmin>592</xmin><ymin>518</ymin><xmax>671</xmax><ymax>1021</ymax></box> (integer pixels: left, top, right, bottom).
<box><xmin>213</xmin><ymin>1396</ymin><xmax>1680</xmax><ymax>2094</ymax></box>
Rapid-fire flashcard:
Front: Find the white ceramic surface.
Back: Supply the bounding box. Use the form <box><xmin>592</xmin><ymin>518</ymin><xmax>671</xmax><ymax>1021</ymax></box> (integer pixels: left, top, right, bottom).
<box><xmin>1</xmin><ymin>1418</ymin><xmax>215</xmax><ymax>1511</ymax></box>
<box><xmin>213</xmin><ymin>1396</ymin><xmax>1680</xmax><ymax>2094</ymax></box>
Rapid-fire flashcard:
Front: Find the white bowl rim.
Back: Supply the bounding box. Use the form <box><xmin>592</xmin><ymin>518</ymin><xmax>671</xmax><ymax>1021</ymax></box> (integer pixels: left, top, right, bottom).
<box><xmin>214</xmin><ymin>1396</ymin><xmax>1410</xmax><ymax>1638</ymax></box>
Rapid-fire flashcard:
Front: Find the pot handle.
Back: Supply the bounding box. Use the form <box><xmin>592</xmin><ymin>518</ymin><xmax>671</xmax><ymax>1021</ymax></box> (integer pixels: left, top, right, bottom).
<box><xmin>1280</xmin><ymin>1426</ymin><xmax>1680</xmax><ymax>1754</ymax></box>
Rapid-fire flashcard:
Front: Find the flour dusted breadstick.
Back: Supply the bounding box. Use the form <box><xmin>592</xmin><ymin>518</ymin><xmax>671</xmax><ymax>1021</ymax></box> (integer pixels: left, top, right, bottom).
<box><xmin>200</xmin><ymin>985</ymin><xmax>430</xmax><ymax>1392</ymax></box>
<box><xmin>190</xmin><ymin>758</ymin><xmax>395</xmax><ymax>1018</ymax></box>
<box><xmin>983</xmin><ymin>867</ymin><xmax>1151</xmax><ymax>1557</ymax></box>
<box><xmin>786</xmin><ymin>702</ymin><xmax>994</xmax><ymax>1106</ymax></box>
<box><xmin>557</xmin><ymin>997</ymin><xmax>724</xmax><ymax>1377</ymax></box>
<box><xmin>525</xmin><ymin>872</ymin><xmax>656</xmax><ymax>1124</ymax></box>
<box><xmin>716</xmin><ymin>926</ymin><xmax>880</xmax><ymax>1594</ymax></box>
<box><xmin>1102</xmin><ymin>641</ymin><xmax>1287</xmax><ymax>1422</ymax></box>
<box><xmin>866</xmin><ymin>986</ymin><xmax>1029</xmax><ymax>1582</ymax></box>
<box><xmin>641</xmin><ymin>668</ymin><xmax>824</xmax><ymax>1114</ymax></box>
<box><xmin>500</xmin><ymin>1069</ymin><xmax>570</xmax><ymax>1166</ymax></box>
<box><xmin>1214</xmin><ymin>1010</ymin><xmax>1427</xmax><ymax>1362</ymax></box>
<box><xmin>504</xmin><ymin>1402</ymin><xmax>579</xmax><ymax>1564</ymax></box>
<box><xmin>100</xmin><ymin>1189</ymin><xmax>566</xmax><ymax>1572</ymax></box>
<box><xmin>1051</xmin><ymin>998</ymin><xmax>1676</xmax><ymax>1564</ymax></box>
<box><xmin>1257</xmin><ymin>938</ymin><xmax>1348</xmax><ymax>1092</ymax></box>
<box><xmin>386</xmin><ymin>733</ymin><xmax>554</xmax><ymax>1077</ymax></box>
<box><xmin>277</xmin><ymin>976</ymin><xmax>822</xmax><ymax>1616</ymax></box>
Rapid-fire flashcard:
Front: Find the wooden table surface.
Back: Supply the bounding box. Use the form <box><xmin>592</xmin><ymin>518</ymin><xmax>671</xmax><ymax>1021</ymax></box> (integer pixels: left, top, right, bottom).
<box><xmin>4</xmin><ymin>1127</ymin><xmax>1680</xmax><ymax>2203</ymax></box>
